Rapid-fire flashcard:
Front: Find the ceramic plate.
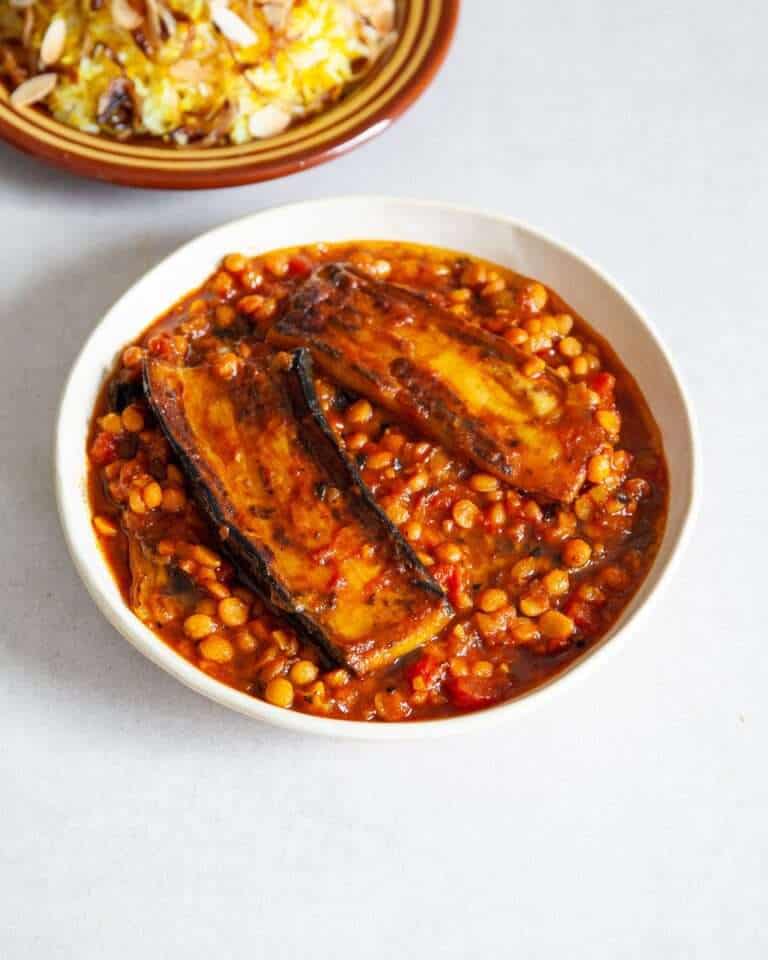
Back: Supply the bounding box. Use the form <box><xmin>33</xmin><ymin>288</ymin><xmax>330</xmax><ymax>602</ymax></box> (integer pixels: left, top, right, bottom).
<box><xmin>0</xmin><ymin>1</ymin><xmax>459</xmax><ymax>189</ymax></box>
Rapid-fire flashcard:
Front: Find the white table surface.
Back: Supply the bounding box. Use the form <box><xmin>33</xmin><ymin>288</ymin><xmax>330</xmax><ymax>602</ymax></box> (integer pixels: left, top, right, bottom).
<box><xmin>1</xmin><ymin>1</ymin><xmax>765</xmax><ymax>957</ymax></box>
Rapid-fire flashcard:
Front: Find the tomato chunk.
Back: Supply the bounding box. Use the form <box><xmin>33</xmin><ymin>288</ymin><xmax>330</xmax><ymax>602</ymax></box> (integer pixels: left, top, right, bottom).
<box><xmin>405</xmin><ymin>654</ymin><xmax>443</xmax><ymax>688</ymax></box>
<box><xmin>90</xmin><ymin>431</ymin><xmax>118</xmax><ymax>466</ymax></box>
<box><xmin>445</xmin><ymin>674</ymin><xmax>507</xmax><ymax>710</ymax></box>
<box><xmin>564</xmin><ymin>598</ymin><xmax>600</xmax><ymax>634</ymax></box>
<box><xmin>587</xmin><ymin>372</ymin><xmax>616</xmax><ymax>403</ymax></box>
<box><xmin>432</xmin><ymin>563</ymin><xmax>467</xmax><ymax>608</ymax></box>
<box><xmin>287</xmin><ymin>254</ymin><xmax>313</xmax><ymax>279</ymax></box>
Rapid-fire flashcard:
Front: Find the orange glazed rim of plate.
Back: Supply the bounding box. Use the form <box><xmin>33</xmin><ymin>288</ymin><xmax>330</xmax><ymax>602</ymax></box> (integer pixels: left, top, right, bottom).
<box><xmin>0</xmin><ymin>0</ymin><xmax>459</xmax><ymax>190</ymax></box>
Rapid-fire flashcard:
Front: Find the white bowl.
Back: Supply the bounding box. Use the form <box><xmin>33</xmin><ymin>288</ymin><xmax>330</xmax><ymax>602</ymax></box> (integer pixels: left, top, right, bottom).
<box><xmin>55</xmin><ymin>197</ymin><xmax>699</xmax><ymax>740</ymax></box>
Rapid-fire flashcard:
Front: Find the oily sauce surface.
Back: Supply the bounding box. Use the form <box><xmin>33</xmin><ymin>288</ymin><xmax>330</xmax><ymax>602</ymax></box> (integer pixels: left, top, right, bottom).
<box><xmin>88</xmin><ymin>242</ymin><xmax>668</xmax><ymax>722</ymax></box>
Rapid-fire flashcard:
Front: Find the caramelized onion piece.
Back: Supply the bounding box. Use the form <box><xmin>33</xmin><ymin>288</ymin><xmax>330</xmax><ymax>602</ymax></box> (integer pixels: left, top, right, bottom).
<box><xmin>157</xmin><ymin>2</ymin><xmax>177</xmax><ymax>39</ymax></box>
<box><xmin>97</xmin><ymin>77</ymin><xmax>137</xmax><ymax>130</ymax></box>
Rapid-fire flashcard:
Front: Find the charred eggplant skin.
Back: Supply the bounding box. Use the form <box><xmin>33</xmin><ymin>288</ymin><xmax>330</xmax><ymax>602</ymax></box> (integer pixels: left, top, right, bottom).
<box><xmin>269</xmin><ymin>264</ymin><xmax>608</xmax><ymax>503</ymax></box>
<box><xmin>285</xmin><ymin>349</ymin><xmax>443</xmax><ymax>587</ymax></box>
<box><xmin>143</xmin><ymin>349</ymin><xmax>452</xmax><ymax>675</ymax></box>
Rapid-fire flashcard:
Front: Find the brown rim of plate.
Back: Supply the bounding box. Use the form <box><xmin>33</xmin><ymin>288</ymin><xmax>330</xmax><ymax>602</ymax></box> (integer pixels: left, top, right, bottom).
<box><xmin>0</xmin><ymin>0</ymin><xmax>459</xmax><ymax>190</ymax></box>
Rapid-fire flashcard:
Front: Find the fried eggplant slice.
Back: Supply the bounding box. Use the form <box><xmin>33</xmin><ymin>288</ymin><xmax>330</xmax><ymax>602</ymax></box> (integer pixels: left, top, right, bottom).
<box><xmin>143</xmin><ymin>349</ymin><xmax>452</xmax><ymax>676</ymax></box>
<box><xmin>269</xmin><ymin>264</ymin><xmax>608</xmax><ymax>502</ymax></box>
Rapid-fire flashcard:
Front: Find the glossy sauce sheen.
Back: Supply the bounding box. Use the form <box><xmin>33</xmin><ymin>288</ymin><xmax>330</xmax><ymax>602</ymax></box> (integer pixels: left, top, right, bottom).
<box><xmin>87</xmin><ymin>242</ymin><xmax>668</xmax><ymax>722</ymax></box>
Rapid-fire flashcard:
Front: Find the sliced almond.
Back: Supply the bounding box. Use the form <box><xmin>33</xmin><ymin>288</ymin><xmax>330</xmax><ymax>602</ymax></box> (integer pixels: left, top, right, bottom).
<box><xmin>40</xmin><ymin>17</ymin><xmax>66</xmax><ymax>66</ymax></box>
<box><xmin>210</xmin><ymin>2</ymin><xmax>259</xmax><ymax>47</ymax></box>
<box><xmin>10</xmin><ymin>72</ymin><xmax>57</xmax><ymax>109</ymax></box>
<box><xmin>110</xmin><ymin>0</ymin><xmax>143</xmax><ymax>32</ymax></box>
<box><xmin>248</xmin><ymin>103</ymin><xmax>291</xmax><ymax>138</ymax></box>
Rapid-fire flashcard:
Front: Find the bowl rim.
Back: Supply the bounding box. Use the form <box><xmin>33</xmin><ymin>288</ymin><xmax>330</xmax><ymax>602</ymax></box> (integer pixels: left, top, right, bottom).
<box><xmin>54</xmin><ymin>195</ymin><xmax>701</xmax><ymax>739</ymax></box>
<box><xmin>0</xmin><ymin>0</ymin><xmax>460</xmax><ymax>190</ymax></box>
